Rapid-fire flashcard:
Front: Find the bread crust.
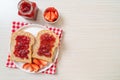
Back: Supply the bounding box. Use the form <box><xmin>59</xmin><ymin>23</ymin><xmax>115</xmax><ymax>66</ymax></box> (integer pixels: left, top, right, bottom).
<box><xmin>10</xmin><ymin>30</ymin><xmax>35</xmax><ymax>63</ymax></box>
<box><xmin>32</xmin><ymin>30</ymin><xmax>59</xmax><ymax>62</ymax></box>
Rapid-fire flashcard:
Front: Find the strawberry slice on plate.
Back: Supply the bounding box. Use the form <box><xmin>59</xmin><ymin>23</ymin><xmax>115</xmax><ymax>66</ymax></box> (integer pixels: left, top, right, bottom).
<box><xmin>23</xmin><ymin>63</ymin><xmax>30</xmax><ymax>69</ymax></box>
<box><xmin>31</xmin><ymin>63</ymin><xmax>40</xmax><ymax>72</ymax></box>
<box><xmin>33</xmin><ymin>58</ymin><xmax>41</xmax><ymax>66</ymax></box>
<box><xmin>23</xmin><ymin>63</ymin><xmax>34</xmax><ymax>72</ymax></box>
<box><xmin>39</xmin><ymin>59</ymin><xmax>48</xmax><ymax>66</ymax></box>
<box><xmin>29</xmin><ymin>64</ymin><xmax>34</xmax><ymax>72</ymax></box>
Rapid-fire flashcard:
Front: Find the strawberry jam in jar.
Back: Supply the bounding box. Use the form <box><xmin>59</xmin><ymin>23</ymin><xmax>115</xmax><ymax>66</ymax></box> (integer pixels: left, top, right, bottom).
<box><xmin>18</xmin><ymin>0</ymin><xmax>38</xmax><ymax>20</ymax></box>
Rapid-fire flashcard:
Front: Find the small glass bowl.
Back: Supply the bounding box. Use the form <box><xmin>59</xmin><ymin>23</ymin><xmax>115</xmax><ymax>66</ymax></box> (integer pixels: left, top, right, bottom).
<box><xmin>43</xmin><ymin>7</ymin><xmax>59</xmax><ymax>24</ymax></box>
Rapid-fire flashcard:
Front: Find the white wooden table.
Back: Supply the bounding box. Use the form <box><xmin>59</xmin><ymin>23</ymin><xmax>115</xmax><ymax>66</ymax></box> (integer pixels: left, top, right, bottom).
<box><xmin>0</xmin><ymin>0</ymin><xmax>120</xmax><ymax>80</ymax></box>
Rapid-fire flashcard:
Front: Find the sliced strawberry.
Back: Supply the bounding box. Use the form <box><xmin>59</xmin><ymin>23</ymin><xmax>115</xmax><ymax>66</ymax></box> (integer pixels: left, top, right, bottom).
<box><xmin>23</xmin><ymin>63</ymin><xmax>30</xmax><ymax>69</ymax></box>
<box><xmin>44</xmin><ymin>12</ymin><xmax>51</xmax><ymax>21</ymax></box>
<box><xmin>39</xmin><ymin>64</ymin><xmax>43</xmax><ymax>69</ymax></box>
<box><xmin>29</xmin><ymin>64</ymin><xmax>34</xmax><ymax>72</ymax></box>
<box><xmin>23</xmin><ymin>63</ymin><xmax>34</xmax><ymax>72</ymax></box>
<box><xmin>31</xmin><ymin>63</ymin><xmax>40</xmax><ymax>72</ymax></box>
<box><xmin>54</xmin><ymin>11</ymin><xmax>58</xmax><ymax>18</ymax></box>
<box><xmin>39</xmin><ymin>59</ymin><xmax>48</xmax><ymax>66</ymax></box>
<box><xmin>33</xmin><ymin>58</ymin><xmax>41</xmax><ymax>66</ymax></box>
<box><xmin>51</xmin><ymin>11</ymin><xmax>57</xmax><ymax>21</ymax></box>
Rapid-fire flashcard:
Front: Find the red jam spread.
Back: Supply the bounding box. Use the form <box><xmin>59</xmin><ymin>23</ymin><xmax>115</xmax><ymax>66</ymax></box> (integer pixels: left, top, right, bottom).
<box><xmin>18</xmin><ymin>0</ymin><xmax>38</xmax><ymax>19</ymax></box>
<box><xmin>37</xmin><ymin>33</ymin><xmax>56</xmax><ymax>57</ymax></box>
<box><xmin>14</xmin><ymin>36</ymin><xmax>30</xmax><ymax>59</ymax></box>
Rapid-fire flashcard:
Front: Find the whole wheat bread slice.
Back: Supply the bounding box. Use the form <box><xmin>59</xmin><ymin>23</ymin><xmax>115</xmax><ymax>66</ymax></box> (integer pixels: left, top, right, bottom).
<box><xmin>10</xmin><ymin>30</ymin><xmax>35</xmax><ymax>63</ymax></box>
<box><xmin>32</xmin><ymin>30</ymin><xmax>59</xmax><ymax>62</ymax></box>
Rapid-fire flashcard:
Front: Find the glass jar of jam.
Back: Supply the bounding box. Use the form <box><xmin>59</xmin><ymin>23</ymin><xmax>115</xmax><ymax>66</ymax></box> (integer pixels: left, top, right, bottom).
<box><xmin>18</xmin><ymin>0</ymin><xmax>38</xmax><ymax>20</ymax></box>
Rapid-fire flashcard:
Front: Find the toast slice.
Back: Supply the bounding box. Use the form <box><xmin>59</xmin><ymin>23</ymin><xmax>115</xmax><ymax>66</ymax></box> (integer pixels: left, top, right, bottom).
<box><xmin>10</xmin><ymin>30</ymin><xmax>35</xmax><ymax>63</ymax></box>
<box><xmin>32</xmin><ymin>30</ymin><xmax>59</xmax><ymax>62</ymax></box>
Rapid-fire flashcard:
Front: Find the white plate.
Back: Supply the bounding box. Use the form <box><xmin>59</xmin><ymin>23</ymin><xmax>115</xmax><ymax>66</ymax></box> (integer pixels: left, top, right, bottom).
<box><xmin>13</xmin><ymin>24</ymin><xmax>59</xmax><ymax>73</ymax></box>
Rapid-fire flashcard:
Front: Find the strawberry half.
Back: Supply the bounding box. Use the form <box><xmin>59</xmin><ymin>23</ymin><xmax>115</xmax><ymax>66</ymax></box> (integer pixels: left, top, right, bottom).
<box><xmin>23</xmin><ymin>63</ymin><xmax>30</xmax><ymax>69</ymax></box>
<box><xmin>44</xmin><ymin>12</ymin><xmax>51</xmax><ymax>21</ymax></box>
<box><xmin>23</xmin><ymin>63</ymin><xmax>34</xmax><ymax>72</ymax></box>
<box><xmin>29</xmin><ymin>64</ymin><xmax>34</xmax><ymax>72</ymax></box>
<box><xmin>51</xmin><ymin>11</ymin><xmax>57</xmax><ymax>21</ymax></box>
<box><xmin>39</xmin><ymin>59</ymin><xmax>48</xmax><ymax>66</ymax></box>
<box><xmin>33</xmin><ymin>58</ymin><xmax>41</xmax><ymax>66</ymax></box>
<box><xmin>31</xmin><ymin>63</ymin><xmax>40</xmax><ymax>72</ymax></box>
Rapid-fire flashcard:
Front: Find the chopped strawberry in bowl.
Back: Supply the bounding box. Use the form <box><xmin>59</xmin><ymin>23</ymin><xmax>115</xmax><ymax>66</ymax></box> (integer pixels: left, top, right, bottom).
<box><xmin>43</xmin><ymin>7</ymin><xmax>59</xmax><ymax>23</ymax></box>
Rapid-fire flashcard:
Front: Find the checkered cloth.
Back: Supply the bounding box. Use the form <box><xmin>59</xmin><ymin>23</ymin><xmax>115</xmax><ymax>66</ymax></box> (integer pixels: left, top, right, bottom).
<box><xmin>6</xmin><ymin>21</ymin><xmax>63</xmax><ymax>74</ymax></box>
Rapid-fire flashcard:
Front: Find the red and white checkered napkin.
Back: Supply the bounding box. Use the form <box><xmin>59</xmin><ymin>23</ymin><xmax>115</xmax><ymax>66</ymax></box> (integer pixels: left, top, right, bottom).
<box><xmin>6</xmin><ymin>21</ymin><xmax>63</xmax><ymax>74</ymax></box>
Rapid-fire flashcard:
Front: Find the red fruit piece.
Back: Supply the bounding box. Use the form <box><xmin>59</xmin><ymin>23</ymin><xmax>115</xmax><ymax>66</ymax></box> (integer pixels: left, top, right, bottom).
<box><xmin>23</xmin><ymin>63</ymin><xmax>30</xmax><ymax>69</ymax></box>
<box><xmin>33</xmin><ymin>58</ymin><xmax>41</xmax><ymax>65</ymax></box>
<box><xmin>29</xmin><ymin>64</ymin><xmax>34</xmax><ymax>72</ymax></box>
<box><xmin>23</xmin><ymin>63</ymin><xmax>34</xmax><ymax>72</ymax></box>
<box><xmin>54</xmin><ymin>11</ymin><xmax>58</xmax><ymax>17</ymax></box>
<box><xmin>44</xmin><ymin>12</ymin><xmax>51</xmax><ymax>21</ymax></box>
<box><xmin>39</xmin><ymin>59</ymin><xmax>48</xmax><ymax>66</ymax></box>
<box><xmin>31</xmin><ymin>63</ymin><xmax>40</xmax><ymax>72</ymax></box>
<box><xmin>40</xmin><ymin>64</ymin><xmax>43</xmax><ymax>69</ymax></box>
<box><xmin>51</xmin><ymin>12</ymin><xmax>57</xmax><ymax>21</ymax></box>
